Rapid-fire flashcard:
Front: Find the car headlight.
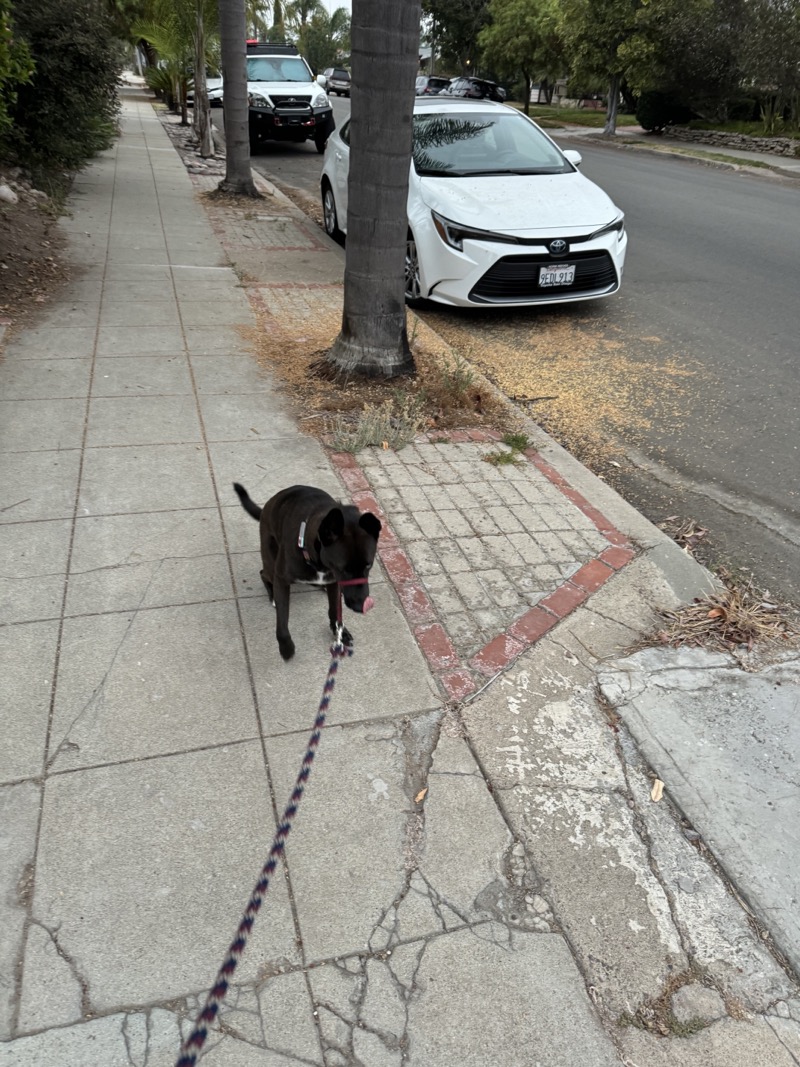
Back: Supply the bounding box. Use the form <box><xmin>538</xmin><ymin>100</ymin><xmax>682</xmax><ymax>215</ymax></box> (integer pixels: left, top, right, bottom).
<box><xmin>431</xmin><ymin>210</ymin><xmax>520</xmax><ymax>252</ymax></box>
<box><xmin>590</xmin><ymin>214</ymin><xmax>625</xmax><ymax>241</ymax></box>
<box><xmin>313</xmin><ymin>92</ymin><xmax>330</xmax><ymax>108</ymax></box>
<box><xmin>248</xmin><ymin>92</ymin><xmax>272</xmax><ymax>108</ymax></box>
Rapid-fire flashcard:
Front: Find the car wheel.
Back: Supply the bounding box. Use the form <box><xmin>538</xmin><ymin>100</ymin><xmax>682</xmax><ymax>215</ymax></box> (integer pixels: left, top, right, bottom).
<box><xmin>405</xmin><ymin>232</ymin><xmax>425</xmax><ymax>306</ymax></box>
<box><xmin>322</xmin><ymin>181</ymin><xmax>343</xmax><ymax>242</ymax></box>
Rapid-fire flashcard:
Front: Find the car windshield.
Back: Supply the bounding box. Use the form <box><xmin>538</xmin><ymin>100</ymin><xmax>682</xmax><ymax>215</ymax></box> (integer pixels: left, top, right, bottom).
<box><xmin>246</xmin><ymin>56</ymin><xmax>312</xmax><ymax>82</ymax></box>
<box><xmin>412</xmin><ymin>111</ymin><xmax>570</xmax><ymax>176</ymax></box>
<box><xmin>332</xmin><ymin>69</ymin><xmax>349</xmax><ymax>79</ymax></box>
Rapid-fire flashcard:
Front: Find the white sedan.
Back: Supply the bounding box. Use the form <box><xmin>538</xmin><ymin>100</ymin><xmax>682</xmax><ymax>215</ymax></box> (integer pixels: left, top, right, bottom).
<box><xmin>320</xmin><ymin>97</ymin><xmax>627</xmax><ymax>307</ymax></box>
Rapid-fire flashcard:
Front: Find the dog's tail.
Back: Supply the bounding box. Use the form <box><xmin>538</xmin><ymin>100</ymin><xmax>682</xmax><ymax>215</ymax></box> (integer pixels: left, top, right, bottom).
<box><xmin>233</xmin><ymin>482</ymin><xmax>262</xmax><ymax>521</ymax></box>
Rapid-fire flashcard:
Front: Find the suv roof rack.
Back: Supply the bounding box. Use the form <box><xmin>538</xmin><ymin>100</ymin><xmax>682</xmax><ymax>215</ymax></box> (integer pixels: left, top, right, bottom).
<box><xmin>246</xmin><ymin>42</ymin><xmax>299</xmax><ymax>55</ymax></box>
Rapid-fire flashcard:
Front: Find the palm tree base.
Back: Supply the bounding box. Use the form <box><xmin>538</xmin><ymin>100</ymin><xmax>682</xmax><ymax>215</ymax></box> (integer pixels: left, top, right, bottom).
<box><xmin>215</xmin><ymin>178</ymin><xmax>261</xmax><ymax>198</ymax></box>
<box><xmin>327</xmin><ymin>334</ymin><xmax>415</xmax><ymax>379</ymax></box>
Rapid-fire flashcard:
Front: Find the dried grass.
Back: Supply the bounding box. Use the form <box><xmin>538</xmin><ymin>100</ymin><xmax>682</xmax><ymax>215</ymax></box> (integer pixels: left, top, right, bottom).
<box><xmin>653</xmin><ymin>570</ymin><xmax>796</xmax><ymax>653</ymax></box>
<box><xmin>240</xmin><ymin>302</ymin><xmax>515</xmax><ymax>446</ymax></box>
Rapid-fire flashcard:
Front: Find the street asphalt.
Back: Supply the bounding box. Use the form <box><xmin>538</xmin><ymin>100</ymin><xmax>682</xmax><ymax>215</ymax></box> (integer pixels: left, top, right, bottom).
<box><xmin>1</xmin><ymin>82</ymin><xmax>799</xmax><ymax>1066</ymax></box>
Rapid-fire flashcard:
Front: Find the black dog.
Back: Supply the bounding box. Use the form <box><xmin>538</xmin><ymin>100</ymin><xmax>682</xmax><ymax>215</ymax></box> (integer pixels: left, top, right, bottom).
<box><xmin>233</xmin><ymin>483</ymin><xmax>381</xmax><ymax>660</ymax></box>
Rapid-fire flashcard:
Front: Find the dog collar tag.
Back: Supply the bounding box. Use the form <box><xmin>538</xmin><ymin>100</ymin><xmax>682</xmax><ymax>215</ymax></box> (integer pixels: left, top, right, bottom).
<box><xmin>297</xmin><ymin>521</ymin><xmax>307</xmax><ymax>549</ymax></box>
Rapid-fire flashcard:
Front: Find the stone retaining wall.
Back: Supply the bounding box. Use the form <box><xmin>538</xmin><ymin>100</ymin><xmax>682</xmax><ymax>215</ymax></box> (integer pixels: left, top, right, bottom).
<box><xmin>665</xmin><ymin>126</ymin><xmax>800</xmax><ymax>158</ymax></box>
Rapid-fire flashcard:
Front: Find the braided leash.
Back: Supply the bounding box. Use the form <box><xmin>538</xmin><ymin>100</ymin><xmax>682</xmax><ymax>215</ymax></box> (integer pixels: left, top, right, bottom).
<box><xmin>175</xmin><ymin>629</ymin><xmax>353</xmax><ymax>1066</ymax></box>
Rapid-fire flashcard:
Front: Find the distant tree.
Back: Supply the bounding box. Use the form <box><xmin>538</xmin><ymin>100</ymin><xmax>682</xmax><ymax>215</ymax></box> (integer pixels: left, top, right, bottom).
<box><xmin>558</xmin><ymin>0</ymin><xmax>643</xmax><ymax>134</ymax></box>
<box><xmin>135</xmin><ymin>0</ymin><xmax>195</xmax><ymax>122</ymax></box>
<box><xmin>269</xmin><ymin>0</ymin><xmax>286</xmax><ymax>42</ymax></box>
<box><xmin>327</xmin><ymin>0</ymin><xmax>421</xmax><ymax>377</ymax></box>
<box><xmin>740</xmin><ymin>0</ymin><xmax>800</xmax><ymax>131</ymax></box>
<box><xmin>622</xmin><ymin>0</ymin><xmax>747</xmax><ymax>124</ymax></box>
<box><xmin>296</xmin><ymin>5</ymin><xmax>349</xmax><ymax>73</ymax></box>
<box><xmin>245</xmin><ymin>0</ymin><xmax>271</xmax><ymax>39</ymax></box>
<box><xmin>422</xmin><ymin>0</ymin><xmax>490</xmax><ymax>72</ymax></box>
<box><xmin>218</xmin><ymin>0</ymin><xmax>260</xmax><ymax>194</ymax></box>
<box><xmin>479</xmin><ymin>0</ymin><xmax>562</xmax><ymax>113</ymax></box>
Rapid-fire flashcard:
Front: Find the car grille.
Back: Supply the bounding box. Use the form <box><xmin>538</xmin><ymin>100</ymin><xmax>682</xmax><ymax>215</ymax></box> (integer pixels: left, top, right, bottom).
<box><xmin>270</xmin><ymin>96</ymin><xmax>312</xmax><ymax>108</ymax></box>
<box><xmin>469</xmin><ymin>251</ymin><xmax>618</xmax><ymax>303</ymax></box>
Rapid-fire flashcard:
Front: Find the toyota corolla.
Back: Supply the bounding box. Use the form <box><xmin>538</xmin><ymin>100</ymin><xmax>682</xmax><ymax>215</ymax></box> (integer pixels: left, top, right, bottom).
<box><xmin>320</xmin><ymin>97</ymin><xmax>627</xmax><ymax>307</ymax></box>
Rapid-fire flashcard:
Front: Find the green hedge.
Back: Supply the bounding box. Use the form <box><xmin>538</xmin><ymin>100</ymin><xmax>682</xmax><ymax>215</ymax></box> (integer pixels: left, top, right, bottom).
<box><xmin>5</xmin><ymin>0</ymin><xmax>123</xmax><ymax>177</ymax></box>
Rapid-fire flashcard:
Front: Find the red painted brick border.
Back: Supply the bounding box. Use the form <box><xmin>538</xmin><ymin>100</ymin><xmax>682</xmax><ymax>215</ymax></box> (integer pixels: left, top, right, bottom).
<box><xmin>329</xmin><ymin>433</ymin><xmax>636</xmax><ymax>698</ymax></box>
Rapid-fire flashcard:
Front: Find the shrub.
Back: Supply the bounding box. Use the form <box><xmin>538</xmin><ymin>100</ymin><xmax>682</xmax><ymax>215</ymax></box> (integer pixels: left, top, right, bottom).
<box><xmin>0</xmin><ymin>0</ymin><xmax>33</xmax><ymax>137</ymax></box>
<box><xmin>636</xmin><ymin>91</ymin><xmax>693</xmax><ymax>132</ymax></box>
<box><xmin>6</xmin><ymin>0</ymin><xmax>123</xmax><ymax>177</ymax></box>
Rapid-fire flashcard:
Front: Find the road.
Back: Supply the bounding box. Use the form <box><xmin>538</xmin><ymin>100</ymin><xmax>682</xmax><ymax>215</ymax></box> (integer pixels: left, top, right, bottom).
<box><xmin>218</xmin><ymin>101</ymin><xmax>800</xmax><ymax>604</ymax></box>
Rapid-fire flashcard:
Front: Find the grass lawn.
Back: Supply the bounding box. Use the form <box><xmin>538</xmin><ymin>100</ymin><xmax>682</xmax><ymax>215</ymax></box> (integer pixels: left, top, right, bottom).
<box><xmin>518</xmin><ymin>104</ymin><xmax>639</xmax><ymax>128</ymax></box>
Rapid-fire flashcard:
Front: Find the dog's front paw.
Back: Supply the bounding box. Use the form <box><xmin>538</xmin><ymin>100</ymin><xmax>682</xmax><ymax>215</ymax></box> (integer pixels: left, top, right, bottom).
<box><xmin>278</xmin><ymin>636</ymin><xmax>296</xmax><ymax>661</ymax></box>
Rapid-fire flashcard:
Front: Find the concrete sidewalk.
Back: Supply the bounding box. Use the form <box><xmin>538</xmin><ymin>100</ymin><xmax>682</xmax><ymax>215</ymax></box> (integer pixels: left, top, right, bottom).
<box><xmin>1</xmin><ymin>87</ymin><xmax>799</xmax><ymax>1066</ymax></box>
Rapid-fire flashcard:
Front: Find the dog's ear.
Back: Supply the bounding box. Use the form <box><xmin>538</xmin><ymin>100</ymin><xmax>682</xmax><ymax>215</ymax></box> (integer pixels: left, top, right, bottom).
<box><xmin>359</xmin><ymin>512</ymin><xmax>382</xmax><ymax>541</ymax></box>
<box><xmin>319</xmin><ymin>507</ymin><xmax>345</xmax><ymax>546</ymax></box>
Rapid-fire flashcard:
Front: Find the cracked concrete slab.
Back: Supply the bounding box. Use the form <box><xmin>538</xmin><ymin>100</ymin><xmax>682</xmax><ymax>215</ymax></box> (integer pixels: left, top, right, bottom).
<box><xmin>0</xmin><ymin>1008</ymin><xmax>182</xmax><ymax>1066</ymax></box>
<box><xmin>0</xmin><ymin>781</ymin><xmax>40</xmax><ymax>1038</ymax></box>
<box><xmin>308</xmin><ymin>927</ymin><xmax>620</xmax><ymax>1067</ymax></box>
<box><xmin>183</xmin><ymin>971</ymin><xmax>323</xmax><ymax>1066</ymax></box>
<box><xmin>17</xmin><ymin>922</ymin><xmax>83</xmax><ymax>1032</ymax></box>
<box><xmin>24</xmin><ymin>743</ymin><xmax>299</xmax><ymax>1029</ymax></box>
<box><xmin>65</xmin><ymin>508</ymin><xmax>231</xmax><ymax>617</ymax></box>
<box><xmin>48</xmin><ymin>601</ymin><xmax>259</xmax><ymax>771</ymax></box>
<box><xmin>617</xmin><ymin>731</ymin><xmax>797</xmax><ymax>1012</ymax></box>
<box><xmin>619</xmin><ymin>1015</ymin><xmax>800</xmax><ymax>1066</ymax></box>
<box><xmin>0</xmin><ymin>620</ymin><xmax>58</xmax><ymax>783</ymax></box>
<box><xmin>464</xmin><ymin>658</ymin><xmax>687</xmax><ymax>1017</ymax></box>
<box><xmin>407</xmin><ymin>926</ymin><xmax>619</xmax><ymax>1065</ymax></box>
<box><xmin>506</xmin><ymin>782</ymin><xmax>688</xmax><ymax>1016</ymax></box>
<box><xmin>266</xmin><ymin>720</ymin><xmax>433</xmax><ymax>961</ymax></box>
<box><xmin>416</xmin><ymin>733</ymin><xmax>516</xmax><ymax>929</ymax></box>
<box><xmin>599</xmin><ymin>649</ymin><xmax>800</xmax><ymax>972</ymax></box>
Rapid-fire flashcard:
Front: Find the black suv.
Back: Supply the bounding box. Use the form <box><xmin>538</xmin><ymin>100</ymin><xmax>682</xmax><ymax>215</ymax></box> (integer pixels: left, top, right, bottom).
<box><xmin>415</xmin><ymin>75</ymin><xmax>450</xmax><ymax>95</ymax></box>
<box><xmin>441</xmin><ymin>77</ymin><xmax>506</xmax><ymax>102</ymax></box>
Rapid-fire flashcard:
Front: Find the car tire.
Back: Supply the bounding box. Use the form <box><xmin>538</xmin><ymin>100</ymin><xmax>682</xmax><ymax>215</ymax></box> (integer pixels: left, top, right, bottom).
<box><xmin>321</xmin><ymin>181</ymin><xmax>343</xmax><ymax>242</ymax></box>
<box><xmin>405</xmin><ymin>231</ymin><xmax>425</xmax><ymax>307</ymax></box>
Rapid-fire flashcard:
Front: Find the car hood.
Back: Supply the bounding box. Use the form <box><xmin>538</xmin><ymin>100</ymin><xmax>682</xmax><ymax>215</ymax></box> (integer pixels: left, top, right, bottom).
<box><xmin>417</xmin><ymin>172</ymin><xmax>619</xmax><ymax>234</ymax></box>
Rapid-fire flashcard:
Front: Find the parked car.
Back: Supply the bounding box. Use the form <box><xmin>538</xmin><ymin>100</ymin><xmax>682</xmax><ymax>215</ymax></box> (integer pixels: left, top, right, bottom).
<box><xmin>442</xmin><ymin>76</ymin><xmax>506</xmax><ymax>102</ymax></box>
<box><xmin>186</xmin><ymin>74</ymin><xmax>223</xmax><ymax>107</ymax></box>
<box><xmin>320</xmin><ymin>96</ymin><xmax>627</xmax><ymax>308</ymax></box>
<box><xmin>245</xmin><ymin>44</ymin><xmax>334</xmax><ymax>153</ymax></box>
<box><xmin>415</xmin><ymin>75</ymin><xmax>451</xmax><ymax>95</ymax></box>
<box><xmin>318</xmin><ymin>67</ymin><xmax>351</xmax><ymax>96</ymax></box>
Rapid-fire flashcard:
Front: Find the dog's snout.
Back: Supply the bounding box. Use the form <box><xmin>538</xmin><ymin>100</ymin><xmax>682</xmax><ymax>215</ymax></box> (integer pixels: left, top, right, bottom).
<box><xmin>343</xmin><ymin>585</ymin><xmax>372</xmax><ymax>614</ymax></box>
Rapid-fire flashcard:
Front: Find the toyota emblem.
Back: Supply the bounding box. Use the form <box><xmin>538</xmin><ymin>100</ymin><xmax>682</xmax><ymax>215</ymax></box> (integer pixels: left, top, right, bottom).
<box><xmin>549</xmin><ymin>238</ymin><xmax>568</xmax><ymax>255</ymax></box>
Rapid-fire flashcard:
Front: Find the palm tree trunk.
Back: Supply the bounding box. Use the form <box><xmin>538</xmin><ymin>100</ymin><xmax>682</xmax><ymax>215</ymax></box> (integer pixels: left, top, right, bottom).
<box><xmin>194</xmin><ymin>2</ymin><xmax>214</xmax><ymax>157</ymax></box>
<box><xmin>327</xmin><ymin>0</ymin><xmax>421</xmax><ymax>378</ymax></box>
<box><xmin>217</xmin><ymin>0</ymin><xmax>260</xmax><ymax>196</ymax></box>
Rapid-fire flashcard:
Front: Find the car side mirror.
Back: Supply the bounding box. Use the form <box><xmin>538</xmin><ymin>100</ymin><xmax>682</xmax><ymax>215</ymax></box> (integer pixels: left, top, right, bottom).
<box><xmin>316</xmin><ymin>74</ymin><xmax>326</xmax><ymax>86</ymax></box>
<box><xmin>563</xmin><ymin>149</ymin><xmax>583</xmax><ymax>168</ymax></box>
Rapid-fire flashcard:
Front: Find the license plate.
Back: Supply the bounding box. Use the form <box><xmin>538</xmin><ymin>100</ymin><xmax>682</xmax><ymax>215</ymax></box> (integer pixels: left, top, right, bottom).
<box><xmin>539</xmin><ymin>263</ymin><xmax>575</xmax><ymax>287</ymax></box>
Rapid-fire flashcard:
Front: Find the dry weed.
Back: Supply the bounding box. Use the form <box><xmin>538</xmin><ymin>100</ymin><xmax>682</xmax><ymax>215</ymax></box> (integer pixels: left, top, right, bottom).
<box><xmin>654</xmin><ymin>570</ymin><xmax>796</xmax><ymax>652</ymax></box>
